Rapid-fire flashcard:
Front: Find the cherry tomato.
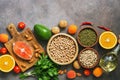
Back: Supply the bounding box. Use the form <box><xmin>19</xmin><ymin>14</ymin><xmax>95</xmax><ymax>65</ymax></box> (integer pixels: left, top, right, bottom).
<box><xmin>13</xmin><ymin>66</ymin><xmax>21</xmax><ymax>73</ymax></box>
<box><xmin>18</xmin><ymin>22</ymin><xmax>26</xmax><ymax>29</ymax></box>
<box><xmin>84</xmin><ymin>69</ymin><xmax>91</xmax><ymax>76</ymax></box>
<box><xmin>0</xmin><ymin>47</ymin><xmax>7</xmax><ymax>54</ymax></box>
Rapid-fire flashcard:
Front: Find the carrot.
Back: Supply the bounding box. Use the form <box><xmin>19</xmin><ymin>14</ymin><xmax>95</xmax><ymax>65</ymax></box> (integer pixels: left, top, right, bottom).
<box><xmin>67</xmin><ymin>70</ymin><xmax>76</xmax><ymax>79</ymax></box>
<box><xmin>93</xmin><ymin>67</ymin><xmax>103</xmax><ymax>77</ymax></box>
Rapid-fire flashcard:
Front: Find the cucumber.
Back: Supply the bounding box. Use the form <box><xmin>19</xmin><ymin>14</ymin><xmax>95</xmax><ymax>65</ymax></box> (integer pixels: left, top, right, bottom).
<box><xmin>34</xmin><ymin>24</ymin><xmax>52</xmax><ymax>40</ymax></box>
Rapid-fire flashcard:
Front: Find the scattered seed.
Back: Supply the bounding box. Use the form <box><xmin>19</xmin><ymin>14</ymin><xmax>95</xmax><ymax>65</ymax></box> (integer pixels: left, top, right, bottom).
<box><xmin>35</xmin><ymin>49</ymin><xmax>40</xmax><ymax>53</ymax></box>
<box><xmin>25</xmin><ymin>34</ymin><xmax>29</xmax><ymax>38</ymax></box>
<box><xmin>21</xmin><ymin>64</ymin><xmax>26</xmax><ymax>68</ymax></box>
<box><xmin>28</xmin><ymin>58</ymin><xmax>34</xmax><ymax>63</ymax></box>
<box><xmin>35</xmin><ymin>53</ymin><xmax>40</xmax><ymax>58</ymax></box>
<box><xmin>33</xmin><ymin>44</ymin><xmax>39</xmax><ymax>49</ymax></box>
<box><xmin>76</xmin><ymin>73</ymin><xmax>82</xmax><ymax>77</ymax></box>
<box><xmin>64</xmin><ymin>69</ymin><xmax>67</xmax><ymax>73</ymax></box>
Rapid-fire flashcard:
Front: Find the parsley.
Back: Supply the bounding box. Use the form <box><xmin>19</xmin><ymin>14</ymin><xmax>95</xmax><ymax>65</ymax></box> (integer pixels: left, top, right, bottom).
<box><xmin>19</xmin><ymin>53</ymin><xmax>59</xmax><ymax>80</ymax></box>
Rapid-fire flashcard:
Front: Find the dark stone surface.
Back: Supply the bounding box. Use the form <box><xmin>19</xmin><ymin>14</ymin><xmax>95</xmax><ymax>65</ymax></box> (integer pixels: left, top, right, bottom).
<box><xmin>0</xmin><ymin>0</ymin><xmax>120</xmax><ymax>80</ymax></box>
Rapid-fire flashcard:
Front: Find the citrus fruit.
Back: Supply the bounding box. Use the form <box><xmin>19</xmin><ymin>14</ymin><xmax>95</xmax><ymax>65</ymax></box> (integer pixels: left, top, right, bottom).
<box><xmin>0</xmin><ymin>54</ymin><xmax>15</xmax><ymax>72</ymax></box>
<box><xmin>13</xmin><ymin>41</ymin><xmax>33</xmax><ymax>60</ymax></box>
<box><xmin>0</xmin><ymin>33</ymin><xmax>9</xmax><ymax>43</ymax></box>
<box><xmin>68</xmin><ymin>24</ymin><xmax>77</xmax><ymax>34</ymax></box>
<box><xmin>93</xmin><ymin>67</ymin><xmax>103</xmax><ymax>77</ymax></box>
<box><xmin>99</xmin><ymin>31</ymin><xmax>117</xmax><ymax>49</ymax></box>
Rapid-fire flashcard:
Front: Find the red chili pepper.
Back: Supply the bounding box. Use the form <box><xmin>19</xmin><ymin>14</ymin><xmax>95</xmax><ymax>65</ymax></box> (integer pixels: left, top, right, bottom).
<box><xmin>80</xmin><ymin>22</ymin><xmax>93</xmax><ymax>26</ymax></box>
<box><xmin>98</xmin><ymin>26</ymin><xmax>111</xmax><ymax>31</ymax></box>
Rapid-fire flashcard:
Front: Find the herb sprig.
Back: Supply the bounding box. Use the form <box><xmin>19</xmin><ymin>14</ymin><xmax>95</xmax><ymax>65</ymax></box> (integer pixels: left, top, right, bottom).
<box><xmin>19</xmin><ymin>53</ymin><xmax>59</xmax><ymax>80</ymax></box>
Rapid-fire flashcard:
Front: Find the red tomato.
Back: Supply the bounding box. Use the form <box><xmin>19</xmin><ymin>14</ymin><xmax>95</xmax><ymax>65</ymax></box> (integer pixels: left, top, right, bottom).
<box><xmin>18</xmin><ymin>22</ymin><xmax>26</xmax><ymax>29</ymax></box>
<box><xmin>0</xmin><ymin>47</ymin><xmax>7</xmax><ymax>54</ymax></box>
<box><xmin>13</xmin><ymin>66</ymin><xmax>21</xmax><ymax>73</ymax></box>
<box><xmin>84</xmin><ymin>69</ymin><xmax>91</xmax><ymax>76</ymax></box>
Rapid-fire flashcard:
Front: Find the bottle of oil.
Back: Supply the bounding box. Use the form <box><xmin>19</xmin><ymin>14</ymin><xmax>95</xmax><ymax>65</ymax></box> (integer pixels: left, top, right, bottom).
<box><xmin>99</xmin><ymin>42</ymin><xmax>120</xmax><ymax>72</ymax></box>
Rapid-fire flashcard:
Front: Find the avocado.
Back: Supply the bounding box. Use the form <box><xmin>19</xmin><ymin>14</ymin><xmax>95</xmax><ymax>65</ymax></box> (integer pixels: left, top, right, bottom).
<box><xmin>34</xmin><ymin>24</ymin><xmax>52</xmax><ymax>40</ymax></box>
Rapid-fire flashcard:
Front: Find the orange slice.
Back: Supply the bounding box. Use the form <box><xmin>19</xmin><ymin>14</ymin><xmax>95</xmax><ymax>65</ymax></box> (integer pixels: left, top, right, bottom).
<box><xmin>99</xmin><ymin>31</ymin><xmax>117</xmax><ymax>49</ymax></box>
<box><xmin>0</xmin><ymin>55</ymin><xmax>15</xmax><ymax>72</ymax></box>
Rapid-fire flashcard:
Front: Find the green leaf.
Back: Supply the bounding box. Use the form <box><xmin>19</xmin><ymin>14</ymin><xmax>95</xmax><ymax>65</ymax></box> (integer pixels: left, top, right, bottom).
<box><xmin>38</xmin><ymin>78</ymin><xmax>42</xmax><ymax>80</ymax></box>
<box><xmin>19</xmin><ymin>53</ymin><xmax>59</xmax><ymax>80</ymax></box>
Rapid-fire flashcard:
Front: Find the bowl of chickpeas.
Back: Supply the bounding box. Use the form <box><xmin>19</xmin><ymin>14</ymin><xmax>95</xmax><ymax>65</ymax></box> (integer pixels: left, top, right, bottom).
<box><xmin>47</xmin><ymin>33</ymin><xmax>78</xmax><ymax>65</ymax></box>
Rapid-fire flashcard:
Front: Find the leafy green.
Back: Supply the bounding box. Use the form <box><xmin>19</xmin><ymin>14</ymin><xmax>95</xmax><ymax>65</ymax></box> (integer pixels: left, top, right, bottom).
<box><xmin>19</xmin><ymin>53</ymin><xmax>59</xmax><ymax>80</ymax></box>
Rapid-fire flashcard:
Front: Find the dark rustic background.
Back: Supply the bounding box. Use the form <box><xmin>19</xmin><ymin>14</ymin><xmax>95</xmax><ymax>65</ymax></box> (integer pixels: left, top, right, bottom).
<box><xmin>0</xmin><ymin>0</ymin><xmax>120</xmax><ymax>80</ymax></box>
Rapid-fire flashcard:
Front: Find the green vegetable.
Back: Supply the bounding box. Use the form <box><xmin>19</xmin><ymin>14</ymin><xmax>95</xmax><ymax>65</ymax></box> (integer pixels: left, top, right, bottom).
<box><xmin>34</xmin><ymin>24</ymin><xmax>52</xmax><ymax>40</ymax></box>
<box><xmin>19</xmin><ymin>53</ymin><xmax>59</xmax><ymax>80</ymax></box>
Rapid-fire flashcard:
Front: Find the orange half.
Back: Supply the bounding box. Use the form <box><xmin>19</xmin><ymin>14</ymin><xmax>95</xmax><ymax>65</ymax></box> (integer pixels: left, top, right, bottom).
<box><xmin>0</xmin><ymin>55</ymin><xmax>15</xmax><ymax>72</ymax></box>
<box><xmin>99</xmin><ymin>31</ymin><xmax>117</xmax><ymax>49</ymax></box>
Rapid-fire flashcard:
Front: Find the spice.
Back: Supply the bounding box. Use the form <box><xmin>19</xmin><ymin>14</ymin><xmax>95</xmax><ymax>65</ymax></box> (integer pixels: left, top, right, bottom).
<box><xmin>78</xmin><ymin>28</ymin><xmax>97</xmax><ymax>46</ymax></box>
<box><xmin>80</xmin><ymin>22</ymin><xmax>92</xmax><ymax>26</ymax></box>
<box><xmin>98</xmin><ymin>26</ymin><xmax>110</xmax><ymax>31</ymax></box>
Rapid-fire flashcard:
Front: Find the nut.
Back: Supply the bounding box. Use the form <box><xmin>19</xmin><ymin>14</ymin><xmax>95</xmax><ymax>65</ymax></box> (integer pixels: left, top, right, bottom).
<box><xmin>59</xmin><ymin>20</ymin><xmax>68</xmax><ymax>28</ymax></box>
<box><xmin>25</xmin><ymin>34</ymin><xmax>29</xmax><ymax>38</ymax></box>
<box><xmin>58</xmin><ymin>70</ymin><xmax>64</xmax><ymax>75</ymax></box>
<box><xmin>51</xmin><ymin>26</ymin><xmax>60</xmax><ymax>34</ymax></box>
<box><xmin>76</xmin><ymin>73</ymin><xmax>82</xmax><ymax>77</ymax></box>
<box><xmin>29</xmin><ymin>58</ymin><xmax>34</xmax><ymax>63</ymax></box>
<box><xmin>35</xmin><ymin>49</ymin><xmax>41</xmax><ymax>53</ymax></box>
<box><xmin>33</xmin><ymin>44</ymin><xmax>39</xmax><ymax>49</ymax></box>
<box><xmin>73</xmin><ymin>60</ymin><xmax>81</xmax><ymax>69</ymax></box>
<box><xmin>64</xmin><ymin>69</ymin><xmax>67</xmax><ymax>73</ymax></box>
<box><xmin>21</xmin><ymin>64</ymin><xmax>26</xmax><ymax>68</ymax></box>
<box><xmin>26</xmin><ymin>37</ymin><xmax>33</xmax><ymax>41</ymax></box>
<box><xmin>35</xmin><ymin>53</ymin><xmax>40</xmax><ymax>58</ymax></box>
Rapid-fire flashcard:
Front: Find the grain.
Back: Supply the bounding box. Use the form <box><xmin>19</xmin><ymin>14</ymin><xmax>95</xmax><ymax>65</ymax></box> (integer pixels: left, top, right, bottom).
<box><xmin>79</xmin><ymin>49</ymin><xmax>98</xmax><ymax>68</ymax></box>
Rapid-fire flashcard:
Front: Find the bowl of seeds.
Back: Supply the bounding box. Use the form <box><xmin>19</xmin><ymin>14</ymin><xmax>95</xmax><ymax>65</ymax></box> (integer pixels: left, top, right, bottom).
<box><xmin>77</xmin><ymin>26</ymin><xmax>98</xmax><ymax>47</ymax></box>
<box><xmin>47</xmin><ymin>33</ymin><xmax>78</xmax><ymax>65</ymax></box>
<box><xmin>78</xmin><ymin>48</ymin><xmax>99</xmax><ymax>68</ymax></box>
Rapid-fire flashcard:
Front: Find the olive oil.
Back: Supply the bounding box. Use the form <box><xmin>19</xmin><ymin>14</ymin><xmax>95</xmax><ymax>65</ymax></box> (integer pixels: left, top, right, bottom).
<box><xmin>99</xmin><ymin>44</ymin><xmax>120</xmax><ymax>72</ymax></box>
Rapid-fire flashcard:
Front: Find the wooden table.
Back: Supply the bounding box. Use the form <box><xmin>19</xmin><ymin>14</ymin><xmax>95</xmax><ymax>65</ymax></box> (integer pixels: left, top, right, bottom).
<box><xmin>0</xmin><ymin>0</ymin><xmax>120</xmax><ymax>80</ymax></box>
